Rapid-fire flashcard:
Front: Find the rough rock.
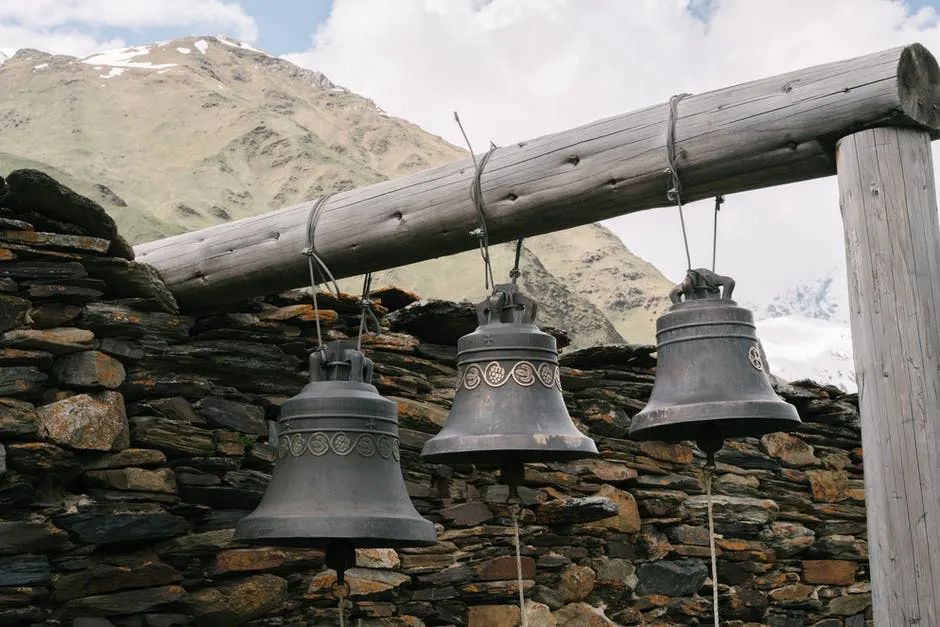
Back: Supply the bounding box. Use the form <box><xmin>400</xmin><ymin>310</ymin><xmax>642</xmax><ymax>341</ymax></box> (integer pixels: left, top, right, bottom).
<box><xmin>84</xmin><ymin>467</ymin><xmax>178</xmax><ymax>493</ymax></box>
<box><xmin>36</xmin><ymin>391</ymin><xmax>129</xmax><ymax>451</ymax></box>
<box><xmin>583</xmin><ymin>484</ymin><xmax>640</xmax><ymax>533</ymax></box>
<box><xmin>0</xmin><ymin>520</ymin><xmax>69</xmax><ymax>555</ymax></box>
<box><xmin>1</xmin><ymin>326</ymin><xmax>95</xmax><ymax>354</ymax></box>
<box><xmin>537</xmin><ymin>496</ymin><xmax>619</xmax><ymax>525</ymax></box>
<box><xmin>0</xmin><ymin>294</ymin><xmax>30</xmax><ymax>332</ymax></box>
<box><xmin>0</xmin><ymin>554</ymin><xmax>51</xmax><ymax>586</ymax></box>
<box><xmin>761</xmin><ymin>432</ymin><xmax>820</xmax><ymax>467</ymax></box>
<box><xmin>55</xmin><ymin>504</ymin><xmax>189</xmax><ymax>544</ymax></box>
<box><xmin>51</xmin><ymin>350</ymin><xmax>126</xmax><ymax>388</ymax></box>
<box><xmin>186</xmin><ymin>575</ymin><xmax>287</xmax><ymax>626</ymax></box>
<box><xmin>552</xmin><ymin>602</ymin><xmax>617</xmax><ymax>626</ymax></box>
<box><xmin>802</xmin><ymin>560</ymin><xmax>857</xmax><ymax>585</ymax></box>
<box><xmin>635</xmin><ymin>560</ymin><xmax>708</xmax><ymax>596</ymax></box>
<box><xmin>559</xmin><ymin>564</ymin><xmax>596</xmax><ymax>602</ymax></box>
<box><xmin>63</xmin><ymin>586</ymin><xmax>186</xmax><ymax>618</ymax></box>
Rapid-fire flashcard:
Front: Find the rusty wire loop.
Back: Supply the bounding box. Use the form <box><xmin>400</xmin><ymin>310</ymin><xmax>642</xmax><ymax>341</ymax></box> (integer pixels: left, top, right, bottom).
<box><xmin>454</xmin><ymin>111</ymin><xmax>498</xmax><ymax>291</ymax></box>
<box><xmin>332</xmin><ymin>581</ymin><xmax>351</xmax><ymax>627</ymax></box>
<box><xmin>303</xmin><ymin>193</ymin><xmax>342</xmax><ymax>352</ymax></box>
<box><xmin>712</xmin><ymin>195</ymin><xmax>725</xmax><ymax>272</ymax></box>
<box><xmin>510</xmin><ymin>238</ymin><xmax>524</xmax><ymax>286</ymax></box>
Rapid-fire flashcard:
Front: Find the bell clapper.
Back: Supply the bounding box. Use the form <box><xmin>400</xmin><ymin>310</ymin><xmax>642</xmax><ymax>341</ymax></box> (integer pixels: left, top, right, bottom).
<box><xmin>326</xmin><ymin>540</ymin><xmax>355</xmax><ymax>627</ymax></box>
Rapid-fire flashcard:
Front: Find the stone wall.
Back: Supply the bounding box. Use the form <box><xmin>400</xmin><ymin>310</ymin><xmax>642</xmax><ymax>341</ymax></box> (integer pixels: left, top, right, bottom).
<box><xmin>1</xmin><ymin>170</ymin><xmax>872</xmax><ymax>626</ymax></box>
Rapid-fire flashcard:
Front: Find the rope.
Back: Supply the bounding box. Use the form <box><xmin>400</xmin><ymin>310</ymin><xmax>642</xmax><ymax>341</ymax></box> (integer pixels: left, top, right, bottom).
<box><xmin>510</xmin><ymin>239</ymin><xmax>523</xmax><ymax>286</ymax></box>
<box><xmin>704</xmin><ymin>459</ymin><xmax>720</xmax><ymax>626</ymax></box>
<box><xmin>333</xmin><ymin>581</ymin><xmax>350</xmax><ymax>627</ymax></box>
<box><xmin>712</xmin><ymin>195</ymin><xmax>724</xmax><ymax>272</ymax></box>
<box><xmin>510</xmin><ymin>504</ymin><xmax>528</xmax><ymax>627</ymax></box>
<box><xmin>665</xmin><ymin>93</ymin><xmax>692</xmax><ymax>270</ymax></box>
<box><xmin>454</xmin><ymin>111</ymin><xmax>497</xmax><ymax>290</ymax></box>
<box><xmin>303</xmin><ymin>194</ymin><xmax>342</xmax><ymax>350</ymax></box>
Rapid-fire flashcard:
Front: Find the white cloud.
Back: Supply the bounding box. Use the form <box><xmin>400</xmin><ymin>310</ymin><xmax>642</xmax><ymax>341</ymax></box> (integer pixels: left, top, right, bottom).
<box><xmin>0</xmin><ymin>0</ymin><xmax>256</xmax><ymax>58</ymax></box>
<box><xmin>285</xmin><ymin>0</ymin><xmax>940</xmax><ymax>305</ymax></box>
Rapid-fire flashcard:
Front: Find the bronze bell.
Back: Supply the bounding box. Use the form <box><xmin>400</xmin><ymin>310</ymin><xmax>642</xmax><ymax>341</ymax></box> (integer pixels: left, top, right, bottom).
<box><xmin>629</xmin><ymin>269</ymin><xmax>801</xmax><ymax>452</ymax></box>
<box><xmin>236</xmin><ymin>340</ymin><xmax>435</xmax><ymax>581</ymax></box>
<box><xmin>421</xmin><ymin>283</ymin><xmax>597</xmax><ymax>478</ymax></box>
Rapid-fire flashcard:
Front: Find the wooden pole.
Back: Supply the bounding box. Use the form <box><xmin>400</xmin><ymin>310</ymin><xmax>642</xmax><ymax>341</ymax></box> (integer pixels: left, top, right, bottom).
<box><xmin>836</xmin><ymin>127</ymin><xmax>940</xmax><ymax>626</ymax></box>
<box><xmin>135</xmin><ymin>44</ymin><xmax>940</xmax><ymax>311</ymax></box>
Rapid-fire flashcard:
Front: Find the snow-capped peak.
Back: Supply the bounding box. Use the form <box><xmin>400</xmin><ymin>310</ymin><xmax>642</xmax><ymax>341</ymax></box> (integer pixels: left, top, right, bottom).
<box><xmin>751</xmin><ymin>268</ymin><xmax>856</xmax><ymax>392</ymax></box>
<box><xmin>754</xmin><ymin>267</ymin><xmax>849</xmax><ymax>323</ymax></box>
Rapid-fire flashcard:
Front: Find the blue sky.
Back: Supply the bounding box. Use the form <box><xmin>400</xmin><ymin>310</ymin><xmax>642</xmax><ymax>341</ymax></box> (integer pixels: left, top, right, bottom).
<box><xmin>78</xmin><ymin>0</ymin><xmax>333</xmax><ymax>54</ymax></box>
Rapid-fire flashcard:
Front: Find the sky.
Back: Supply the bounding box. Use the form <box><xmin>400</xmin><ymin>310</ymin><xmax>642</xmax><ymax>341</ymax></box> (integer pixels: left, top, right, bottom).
<box><xmin>3</xmin><ymin>0</ymin><xmax>940</xmax><ymax>305</ymax></box>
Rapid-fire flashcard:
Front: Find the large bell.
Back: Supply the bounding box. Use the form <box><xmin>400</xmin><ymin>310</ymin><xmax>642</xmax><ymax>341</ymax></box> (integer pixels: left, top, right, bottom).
<box><xmin>629</xmin><ymin>269</ymin><xmax>801</xmax><ymax>451</ymax></box>
<box><xmin>236</xmin><ymin>340</ymin><xmax>435</xmax><ymax>578</ymax></box>
<box><xmin>421</xmin><ymin>283</ymin><xmax>597</xmax><ymax>472</ymax></box>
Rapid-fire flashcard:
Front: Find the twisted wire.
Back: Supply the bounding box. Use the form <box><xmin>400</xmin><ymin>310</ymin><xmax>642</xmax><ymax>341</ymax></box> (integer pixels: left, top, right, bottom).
<box><xmin>510</xmin><ymin>238</ymin><xmax>524</xmax><ymax>286</ymax></box>
<box><xmin>356</xmin><ymin>272</ymin><xmax>381</xmax><ymax>351</ymax></box>
<box><xmin>454</xmin><ymin>111</ymin><xmax>497</xmax><ymax>290</ymax></box>
<box><xmin>303</xmin><ymin>194</ymin><xmax>341</xmax><ymax>350</ymax></box>
<box><xmin>665</xmin><ymin>93</ymin><xmax>692</xmax><ymax>270</ymax></box>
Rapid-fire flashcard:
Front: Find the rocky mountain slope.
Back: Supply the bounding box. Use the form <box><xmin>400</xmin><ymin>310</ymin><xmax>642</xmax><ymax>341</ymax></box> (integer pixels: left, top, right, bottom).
<box><xmin>0</xmin><ymin>36</ymin><xmax>673</xmax><ymax>348</ymax></box>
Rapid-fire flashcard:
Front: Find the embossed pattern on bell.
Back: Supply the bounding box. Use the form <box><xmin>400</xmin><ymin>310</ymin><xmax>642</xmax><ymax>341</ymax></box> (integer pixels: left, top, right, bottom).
<box><xmin>455</xmin><ymin>360</ymin><xmax>562</xmax><ymax>391</ymax></box>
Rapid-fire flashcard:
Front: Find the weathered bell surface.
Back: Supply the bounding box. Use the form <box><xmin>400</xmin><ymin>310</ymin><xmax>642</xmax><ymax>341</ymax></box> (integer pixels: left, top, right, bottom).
<box><xmin>421</xmin><ymin>283</ymin><xmax>598</xmax><ymax>467</ymax></box>
<box><xmin>236</xmin><ymin>340</ymin><xmax>436</xmax><ymax>551</ymax></box>
<box><xmin>629</xmin><ymin>269</ymin><xmax>801</xmax><ymax>450</ymax></box>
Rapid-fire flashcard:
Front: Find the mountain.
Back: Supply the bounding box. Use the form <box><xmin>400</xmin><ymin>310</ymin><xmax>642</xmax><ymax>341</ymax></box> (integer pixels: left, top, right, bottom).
<box><xmin>0</xmin><ymin>36</ymin><xmax>674</xmax><ymax>348</ymax></box>
<box><xmin>752</xmin><ymin>269</ymin><xmax>856</xmax><ymax>392</ymax></box>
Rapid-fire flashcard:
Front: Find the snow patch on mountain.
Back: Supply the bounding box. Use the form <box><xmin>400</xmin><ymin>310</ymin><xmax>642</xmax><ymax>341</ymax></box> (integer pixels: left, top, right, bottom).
<box><xmin>81</xmin><ymin>46</ymin><xmax>177</xmax><ymax>70</ymax></box>
<box><xmin>758</xmin><ymin>315</ymin><xmax>856</xmax><ymax>392</ymax></box>
<box><xmin>752</xmin><ymin>268</ymin><xmax>856</xmax><ymax>392</ymax></box>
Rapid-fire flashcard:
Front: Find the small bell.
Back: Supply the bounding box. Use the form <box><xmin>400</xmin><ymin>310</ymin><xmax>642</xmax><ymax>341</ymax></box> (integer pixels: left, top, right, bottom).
<box><xmin>421</xmin><ymin>283</ymin><xmax>597</xmax><ymax>482</ymax></box>
<box><xmin>629</xmin><ymin>268</ymin><xmax>801</xmax><ymax>453</ymax></box>
<box><xmin>236</xmin><ymin>340</ymin><xmax>436</xmax><ymax>582</ymax></box>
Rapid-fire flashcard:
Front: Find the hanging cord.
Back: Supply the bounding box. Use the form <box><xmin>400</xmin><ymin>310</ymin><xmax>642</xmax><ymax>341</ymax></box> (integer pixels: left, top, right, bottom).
<box><xmin>704</xmin><ymin>453</ymin><xmax>720</xmax><ymax>626</ymax></box>
<box><xmin>509</xmin><ymin>238</ymin><xmax>524</xmax><ymax>286</ymax></box>
<box><xmin>454</xmin><ymin>112</ymin><xmax>498</xmax><ymax>290</ymax></box>
<box><xmin>665</xmin><ymin>93</ymin><xmax>692</xmax><ymax>270</ymax></box>
<box><xmin>333</xmin><ymin>581</ymin><xmax>350</xmax><ymax>627</ymax></box>
<box><xmin>711</xmin><ymin>195</ymin><xmax>724</xmax><ymax>272</ymax></box>
<box><xmin>356</xmin><ymin>272</ymin><xmax>382</xmax><ymax>351</ymax></box>
<box><xmin>303</xmin><ymin>194</ymin><xmax>343</xmax><ymax>351</ymax></box>
<box><xmin>508</xmin><ymin>503</ymin><xmax>528</xmax><ymax>627</ymax></box>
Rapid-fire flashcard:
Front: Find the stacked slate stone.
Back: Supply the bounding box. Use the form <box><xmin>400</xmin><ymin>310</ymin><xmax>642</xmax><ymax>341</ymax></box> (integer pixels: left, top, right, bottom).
<box><xmin>0</xmin><ymin>170</ymin><xmax>871</xmax><ymax>626</ymax></box>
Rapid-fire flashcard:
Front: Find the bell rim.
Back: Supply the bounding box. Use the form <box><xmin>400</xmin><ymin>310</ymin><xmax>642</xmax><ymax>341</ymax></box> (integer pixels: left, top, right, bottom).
<box><xmin>629</xmin><ymin>399</ymin><xmax>801</xmax><ymax>441</ymax></box>
<box><xmin>234</xmin><ymin>514</ymin><xmax>437</xmax><ymax>548</ymax></box>
<box><xmin>421</xmin><ymin>432</ymin><xmax>598</xmax><ymax>466</ymax></box>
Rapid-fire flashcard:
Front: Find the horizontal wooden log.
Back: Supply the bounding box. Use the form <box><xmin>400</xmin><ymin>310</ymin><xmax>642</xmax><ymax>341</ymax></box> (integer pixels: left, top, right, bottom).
<box><xmin>136</xmin><ymin>43</ymin><xmax>940</xmax><ymax>310</ymax></box>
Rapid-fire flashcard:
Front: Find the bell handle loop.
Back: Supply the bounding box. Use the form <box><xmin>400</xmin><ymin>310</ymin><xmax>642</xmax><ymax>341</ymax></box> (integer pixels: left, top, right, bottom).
<box><xmin>670</xmin><ymin>268</ymin><xmax>736</xmax><ymax>304</ymax></box>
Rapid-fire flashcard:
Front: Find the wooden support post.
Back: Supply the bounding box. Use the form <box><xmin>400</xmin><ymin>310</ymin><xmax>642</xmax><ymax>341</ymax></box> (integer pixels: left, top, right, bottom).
<box><xmin>836</xmin><ymin>127</ymin><xmax>940</xmax><ymax>625</ymax></box>
<box><xmin>136</xmin><ymin>44</ymin><xmax>940</xmax><ymax>311</ymax></box>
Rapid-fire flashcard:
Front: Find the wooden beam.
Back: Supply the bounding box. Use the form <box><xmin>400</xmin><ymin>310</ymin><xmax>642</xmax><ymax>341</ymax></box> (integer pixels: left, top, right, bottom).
<box><xmin>837</xmin><ymin>127</ymin><xmax>940</xmax><ymax>626</ymax></box>
<box><xmin>136</xmin><ymin>43</ymin><xmax>940</xmax><ymax>311</ymax></box>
